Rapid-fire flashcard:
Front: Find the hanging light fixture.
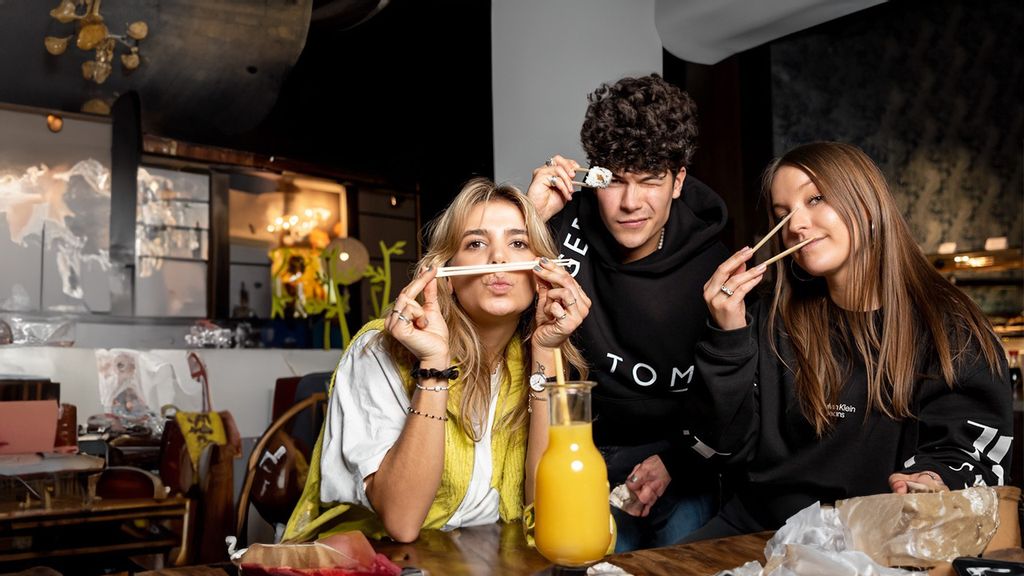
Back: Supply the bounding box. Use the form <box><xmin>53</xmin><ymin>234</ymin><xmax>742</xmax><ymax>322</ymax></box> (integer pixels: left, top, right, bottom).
<box><xmin>46</xmin><ymin>114</ymin><xmax>64</xmax><ymax>133</ymax></box>
<box><xmin>44</xmin><ymin>0</ymin><xmax>148</xmax><ymax>85</ymax></box>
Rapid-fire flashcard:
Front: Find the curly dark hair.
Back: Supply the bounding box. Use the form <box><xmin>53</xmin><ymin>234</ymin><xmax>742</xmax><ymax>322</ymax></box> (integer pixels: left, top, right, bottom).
<box><xmin>580</xmin><ymin>74</ymin><xmax>699</xmax><ymax>175</ymax></box>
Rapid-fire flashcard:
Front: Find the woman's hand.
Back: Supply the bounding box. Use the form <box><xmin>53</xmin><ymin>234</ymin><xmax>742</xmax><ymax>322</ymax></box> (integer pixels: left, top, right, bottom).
<box><xmin>526</xmin><ymin>155</ymin><xmax>581</xmax><ymax>222</ymax></box>
<box><xmin>531</xmin><ymin>258</ymin><xmax>590</xmax><ymax>349</ymax></box>
<box><xmin>384</xmin><ymin>266</ymin><xmax>449</xmax><ymax>363</ymax></box>
<box><xmin>703</xmin><ymin>247</ymin><xmax>766</xmax><ymax>331</ymax></box>
<box><xmin>621</xmin><ymin>455</ymin><xmax>671</xmax><ymax>517</ymax></box>
<box><xmin>888</xmin><ymin>470</ymin><xmax>948</xmax><ymax>494</ymax></box>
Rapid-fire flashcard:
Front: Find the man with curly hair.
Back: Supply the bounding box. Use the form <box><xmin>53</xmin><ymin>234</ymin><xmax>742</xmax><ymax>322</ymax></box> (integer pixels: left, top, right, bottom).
<box><xmin>526</xmin><ymin>74</ymin><xmax>729</xmax><ymax>551</ymax></box>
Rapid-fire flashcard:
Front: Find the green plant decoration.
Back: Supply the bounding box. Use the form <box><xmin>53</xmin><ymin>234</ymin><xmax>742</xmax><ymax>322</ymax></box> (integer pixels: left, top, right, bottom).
<box><xmin>270</xmin><ymin>250</ymin><xmax>293</xmax><ymax>320</ymax></box>
<box><xmin>268</xmin><ymin>239</ymin><xmax>404</xmax><ymax>350</ymax></box>
<box><xmin>314</xmin><ymin>245</ymin><xmax>354</xmax><ymax>350</ymax></box>
<box><xmin>365</xmin><ymin>240</ymin><xmax>407</xmax><ymax>319</ymax></box>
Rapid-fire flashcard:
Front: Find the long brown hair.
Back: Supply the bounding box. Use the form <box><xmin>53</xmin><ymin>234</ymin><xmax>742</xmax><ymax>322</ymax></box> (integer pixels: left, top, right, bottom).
<box><xmin>762</xmin><ymin>142</ymin><xmax>1001</xmax><ymax>435</ymax></box>
<box><xmin>381</xmin><ymin>178</ymin><xmax>588</xmax><ymax>440</ymax></box>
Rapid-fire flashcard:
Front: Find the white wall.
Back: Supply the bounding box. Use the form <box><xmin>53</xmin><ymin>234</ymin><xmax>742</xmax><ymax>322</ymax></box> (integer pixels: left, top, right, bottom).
<box><xmin>492</xmin><ymin>0</ymin><xmax>663</xmax><ymax>188</ymax></box>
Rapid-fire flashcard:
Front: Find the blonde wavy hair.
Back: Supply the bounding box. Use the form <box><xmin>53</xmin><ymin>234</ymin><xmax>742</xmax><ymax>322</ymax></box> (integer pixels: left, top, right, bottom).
<box><xmin>381</xmin><ymin>178</ymin><xmax>588</xmax><ymax>440</ymax></box>
<box><xmin>762</xmin><ymin>142</ymin><xmax>1002</xmax><ymax>436</ymax></box>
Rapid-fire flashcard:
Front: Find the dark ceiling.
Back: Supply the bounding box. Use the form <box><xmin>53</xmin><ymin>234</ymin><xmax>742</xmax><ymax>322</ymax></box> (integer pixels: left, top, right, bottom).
<box><xmin>0</xmin><ymin>0</ymin><xmax>493</xmax><ymax>220</ymax></box>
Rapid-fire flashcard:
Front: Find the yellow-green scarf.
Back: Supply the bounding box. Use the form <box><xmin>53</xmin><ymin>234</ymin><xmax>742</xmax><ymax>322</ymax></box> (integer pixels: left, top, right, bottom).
<box><xmin>283</xmin><ymin>319</ymin><xmax>527</xmax><ymax>542</ymax></box>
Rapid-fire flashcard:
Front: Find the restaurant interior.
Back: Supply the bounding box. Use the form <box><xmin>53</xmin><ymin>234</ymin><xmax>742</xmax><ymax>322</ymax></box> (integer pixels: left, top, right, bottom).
<box><xmin>0</xmin><ymin>0</ymin><xmax>1021</xmax><ymax>574</ymax></box>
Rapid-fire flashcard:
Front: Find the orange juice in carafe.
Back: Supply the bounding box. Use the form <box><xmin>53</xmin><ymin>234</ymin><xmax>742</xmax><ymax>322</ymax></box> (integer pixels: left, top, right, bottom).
<box><xmin>534</xmin><ymin>381</ymin><xmax>611</xmax><ymax>567</ymax></box>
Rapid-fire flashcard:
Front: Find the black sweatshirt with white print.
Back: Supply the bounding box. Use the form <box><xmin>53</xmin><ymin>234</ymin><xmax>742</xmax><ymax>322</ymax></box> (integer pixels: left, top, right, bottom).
<box><xmin>691</xmin><ymin>299</ymin><xmax>1014</xmax><ymax>531</ymax></box>
<box><xmin>550</xmin><ymin>175</ymin><xmax>730</xmax><ymax>491</ymax></box>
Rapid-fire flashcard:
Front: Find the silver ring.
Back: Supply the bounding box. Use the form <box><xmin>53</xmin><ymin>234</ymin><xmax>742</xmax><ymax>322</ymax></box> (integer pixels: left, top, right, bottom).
<box><xmin>545</xmin><ymin>158</ymin><xmax>554</xmax><ymax>167</ymax></box>
<box><xmin>556</xmin><ymin>312</ymin><xmax>568</xmax><ymax>321</ymax></box>
<box><xmin>720</xmin><ymin>284</ymin><xmax>735</xmax><ymax>297</ymax></box>
<box><xmin>565</xmin><ymin>299</ymin><xmax>577</xmax><ymax>307</ymax></box>
<box><xmin>397</xmin><ymin>313</ymin><xmax>411</xmax><ymax>323</ymax></box>
<box><xmin>547</xmin><ymin>175</ymin><xmax>558</xmax><ymax>187</ymax></box>
<box><xmin>630</xmin><ymin>474</ymin><xmax>638</xmax><ymax>483</ymax></box>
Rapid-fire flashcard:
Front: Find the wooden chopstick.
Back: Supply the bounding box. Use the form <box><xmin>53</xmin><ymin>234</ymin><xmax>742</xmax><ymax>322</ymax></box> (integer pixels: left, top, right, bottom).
<box><xmin>750</xmin><ymin>207</ymin><xmax>800</xmax><ymax>255</ymax></box>
<box><xmin>760</xmin><ymin>237</ymin><xmax>817</xmax><ymax>267</ymax></box>
<box><xmin>436</xmin><ymin>259</ymin><xmax>572</xmax><ymax>278</ymax></box>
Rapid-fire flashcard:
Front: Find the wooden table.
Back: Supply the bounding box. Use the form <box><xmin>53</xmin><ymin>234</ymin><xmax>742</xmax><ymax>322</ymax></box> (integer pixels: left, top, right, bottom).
<box><xmin>138</xmin><ymin>523</ymin><xmax>771</xmax><ymax>576</ymax></box>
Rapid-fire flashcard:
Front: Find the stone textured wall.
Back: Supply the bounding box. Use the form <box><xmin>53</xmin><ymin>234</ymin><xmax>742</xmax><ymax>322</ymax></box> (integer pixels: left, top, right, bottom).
<box><xmin>770</xmin><ymin>0</ymin><xmax>1023</xmax><ymax>255</ymax></box>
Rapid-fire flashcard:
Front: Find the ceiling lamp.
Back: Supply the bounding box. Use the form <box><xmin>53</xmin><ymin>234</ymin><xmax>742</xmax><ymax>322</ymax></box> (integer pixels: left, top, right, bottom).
<box><xmin>44</xmin><ymin>0</ymin><xmax>148</xmax><ymax>84</ymax></box>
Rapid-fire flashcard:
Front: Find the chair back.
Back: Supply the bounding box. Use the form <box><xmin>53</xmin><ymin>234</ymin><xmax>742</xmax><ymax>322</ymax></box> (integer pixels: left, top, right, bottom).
<box><xmin>236</xmin><ymin>391</ymin><xmax>328</xmax><ymax>545</ymax></box>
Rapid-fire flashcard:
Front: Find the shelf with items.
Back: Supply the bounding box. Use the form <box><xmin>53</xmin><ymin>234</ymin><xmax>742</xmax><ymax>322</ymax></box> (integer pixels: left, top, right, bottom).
<box><xmin>928</xmin><ymin>247</ymin><xmax>1023</xmax><ymax>346</ymax></box>
<box><xmin>928</xmin><ymin>247</ymin><xmax>1023</xmax><ymax>279</ymax></box>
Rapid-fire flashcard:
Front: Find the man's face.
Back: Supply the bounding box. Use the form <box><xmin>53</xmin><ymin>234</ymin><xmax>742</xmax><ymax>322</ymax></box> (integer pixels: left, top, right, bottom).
<box><xmin>595</xmin><ymin>168</ymin><xmax>685</xmax><ymax>263</ymax></box>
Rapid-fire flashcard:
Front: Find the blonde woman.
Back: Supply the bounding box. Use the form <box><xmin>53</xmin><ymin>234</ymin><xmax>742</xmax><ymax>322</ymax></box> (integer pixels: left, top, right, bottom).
<box><xmin>685</xmin><ymin>142</ymin><xmax>1012</xmax><ymax>540</ymax></box>
<box><xmin>285</xmin><ymin>178</ymin><xmax>590</xmax><ymax>543</ymax></box>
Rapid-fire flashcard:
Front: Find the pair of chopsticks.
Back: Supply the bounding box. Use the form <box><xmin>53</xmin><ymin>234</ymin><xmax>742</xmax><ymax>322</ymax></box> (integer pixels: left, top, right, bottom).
<box><xmin>436</xmin><ymin>258</ymin><xmax>572</xmax><ymax>278</ymax></box>
<box><xmin>751</xmin><ymin>207</ymin><xmax>817</xmax><ymax>267</ymax></box>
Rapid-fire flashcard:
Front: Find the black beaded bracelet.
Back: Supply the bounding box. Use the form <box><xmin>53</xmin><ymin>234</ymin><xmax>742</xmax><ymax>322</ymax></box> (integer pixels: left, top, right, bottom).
<box><xmin>411</xmin><ymin>365</ymin><xmax>460</xmax><ymax>381</ymax></box>
<box><xmin>408</xmin><ymin>406</ymin><xmax>449</xmax><ymax>421</ymax></box>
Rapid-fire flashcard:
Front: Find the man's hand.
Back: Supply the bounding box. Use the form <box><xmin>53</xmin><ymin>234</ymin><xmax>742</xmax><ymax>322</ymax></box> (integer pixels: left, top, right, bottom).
<box><xmin>526</xmin><ymin>155</ymin><xmax>581</xmax><ymax>222</ymax></box>
<box><xmin>621</xmin><ymin>455</ymin><xmax>672</xmax><ymax>517</ymax></box>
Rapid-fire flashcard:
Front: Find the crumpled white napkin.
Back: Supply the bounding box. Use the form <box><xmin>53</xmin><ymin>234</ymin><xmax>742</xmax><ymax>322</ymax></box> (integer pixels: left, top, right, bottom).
<box><xmin>587</xmin><ymin>561</ymin><xmax>633</xmax><ymax>575</ymax></box>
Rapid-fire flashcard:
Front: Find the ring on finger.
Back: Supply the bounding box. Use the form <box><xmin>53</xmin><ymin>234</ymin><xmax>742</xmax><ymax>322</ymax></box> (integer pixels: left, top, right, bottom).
<box><xmin>720</xmin><ymin>284</ymin><xmax>735</xmax><ymax>297</ymax></box>
<box><xmin>547</xmin><ymin>175</ymin><xmax>559</xmax><ymax>187</ymax></box>
<box><xmin>545</xmin><ymin>158</ymin><xmax>554</xmax><ymax>167</ymax></box>
<box><xmin>556</xmin><ymin>312</ymin><xmax>568</xmax><ymax>321</ymax></box>
<box><xmin>565</xmin><ymin>299</ymin><xmax>577</xmax><ymax>307</ymax></box>
<box><xmin>397</xmin><ymin>313</ymin><xmax>411</xmax><ymax>323</ymax></box>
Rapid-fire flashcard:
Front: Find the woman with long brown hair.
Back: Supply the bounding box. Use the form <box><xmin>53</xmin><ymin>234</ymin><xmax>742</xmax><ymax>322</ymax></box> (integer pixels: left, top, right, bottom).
<box><xmin>285</xmin><ymin>178</ymin><xmax>590</xmax><ymax>543</ymax></box>
<box><xmin>684</xmin><ymin>141</ymin><xmax>1012</xmax><ymax>539</ymax></box>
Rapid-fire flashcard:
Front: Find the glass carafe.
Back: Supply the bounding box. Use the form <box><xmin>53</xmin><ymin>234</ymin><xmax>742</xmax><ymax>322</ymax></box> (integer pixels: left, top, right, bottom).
<box><xmin>534</xmin><ymin>381</ymin><xmax>612</xmax><ymax>567</ymax></box>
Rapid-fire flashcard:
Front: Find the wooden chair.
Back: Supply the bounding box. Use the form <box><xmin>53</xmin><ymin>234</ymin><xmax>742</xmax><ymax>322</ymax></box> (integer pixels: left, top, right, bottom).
<box><xmin>235</xmin><ymin>391</ymin><xmax>328</xmax><ymax>545</ymax></box>
<box><xmin>158</xmin><ymin>352</ymin><xmax>242</xmax><ymax>565</ymax></box>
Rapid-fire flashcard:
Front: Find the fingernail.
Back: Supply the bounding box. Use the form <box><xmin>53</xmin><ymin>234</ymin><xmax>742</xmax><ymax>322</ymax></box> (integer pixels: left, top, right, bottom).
<box><xmin>540</xmin><ymin>257</ymin><xmax>549</xmax><ymax>264</ymax></box>
<box><xmin>742</xmin><ymin>246</ymin><xmax>751</xmax><ymax>253</ymax></box>
<box><xmin>533</xmin><ymin>265</ymin><xmax>542</xmax><ymax>271</ymax></box>
<box><xmin>755</xmin><ymin>264</ymin><xmax>767</xmax><ymax>273</ymax></box>
<box><xmin>425</xmin><ymin>264</ymin><xmax>433</xmax><ymax>271</ymax></box>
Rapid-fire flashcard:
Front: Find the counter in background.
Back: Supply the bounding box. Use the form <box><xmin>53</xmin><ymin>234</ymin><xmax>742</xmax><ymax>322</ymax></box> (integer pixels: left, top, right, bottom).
<box><xmin>0</xmin><ymin>347</ymin><xmax>339</xmax><ymax>438</ymax></box>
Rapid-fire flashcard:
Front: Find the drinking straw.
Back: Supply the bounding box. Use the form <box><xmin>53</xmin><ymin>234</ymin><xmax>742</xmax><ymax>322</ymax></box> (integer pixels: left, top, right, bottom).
<box><xmin>552</xmin><ymin>348</ymin><xmax>571</xmax><ymax>425</ymax></box>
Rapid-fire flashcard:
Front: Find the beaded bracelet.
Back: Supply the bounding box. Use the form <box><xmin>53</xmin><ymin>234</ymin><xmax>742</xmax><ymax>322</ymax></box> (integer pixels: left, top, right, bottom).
<box><xmin>415</xmin><ymin>381</ymin><xmax>451</xmax><ymax>392</ymax></box>
<box><xmin>407</xmin><ymin>406</ymin><xmax>449</xmax><ymax>421</ymax></box>
<box><xmin>411</xmin><ymin>365</ymin><xmax>460</xmax><ymax>381</ymax></box>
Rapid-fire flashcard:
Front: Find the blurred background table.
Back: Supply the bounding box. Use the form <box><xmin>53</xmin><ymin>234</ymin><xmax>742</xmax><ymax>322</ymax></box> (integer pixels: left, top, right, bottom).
<box><xmin>0</xmin><ymin>495</ymin><xmax>191</xmax><ymax>573</ymax></box>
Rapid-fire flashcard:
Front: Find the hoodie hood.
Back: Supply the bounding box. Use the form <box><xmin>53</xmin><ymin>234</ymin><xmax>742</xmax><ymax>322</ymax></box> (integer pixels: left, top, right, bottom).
<box><xmin>570</xmin><ymin>175</ymin><xmax>728</xmax><ymax>274</ymax></box>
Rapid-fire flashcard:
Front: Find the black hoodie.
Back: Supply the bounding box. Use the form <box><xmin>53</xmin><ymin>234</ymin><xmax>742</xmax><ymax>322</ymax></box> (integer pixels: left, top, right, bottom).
<box><xmin>692</xmin><ymin>300</ymin><xmax>1013</xmax><ymax>530</ymax></box>
<box><xmin>550</xmin><ymin>175</ymin><xmax>730</xmax><ymax>489</ymax></box>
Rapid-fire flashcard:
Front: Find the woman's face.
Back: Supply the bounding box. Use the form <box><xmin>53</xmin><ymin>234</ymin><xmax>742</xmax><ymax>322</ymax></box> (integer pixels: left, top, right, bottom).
<box><xmin>448</xmin><ymin>199</ymin><xmax>538</xmax><ymax>324</ymax></box>
<box><xmin>771</xmin><ymin>165</ymin><xmax>853</xmax><ymax>288</ymax></box>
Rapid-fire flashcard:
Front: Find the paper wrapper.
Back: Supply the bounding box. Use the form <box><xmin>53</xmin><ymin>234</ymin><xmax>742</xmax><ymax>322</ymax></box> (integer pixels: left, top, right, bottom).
<box><xmin>231</xmin><ymin>535</ymin><xmax>401</xmax><ymax>576</ymax></box>
<box><xmin>835</xmin><ymin>486</ymin><xmax>999</xmax><ymax>568</ymax></box>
